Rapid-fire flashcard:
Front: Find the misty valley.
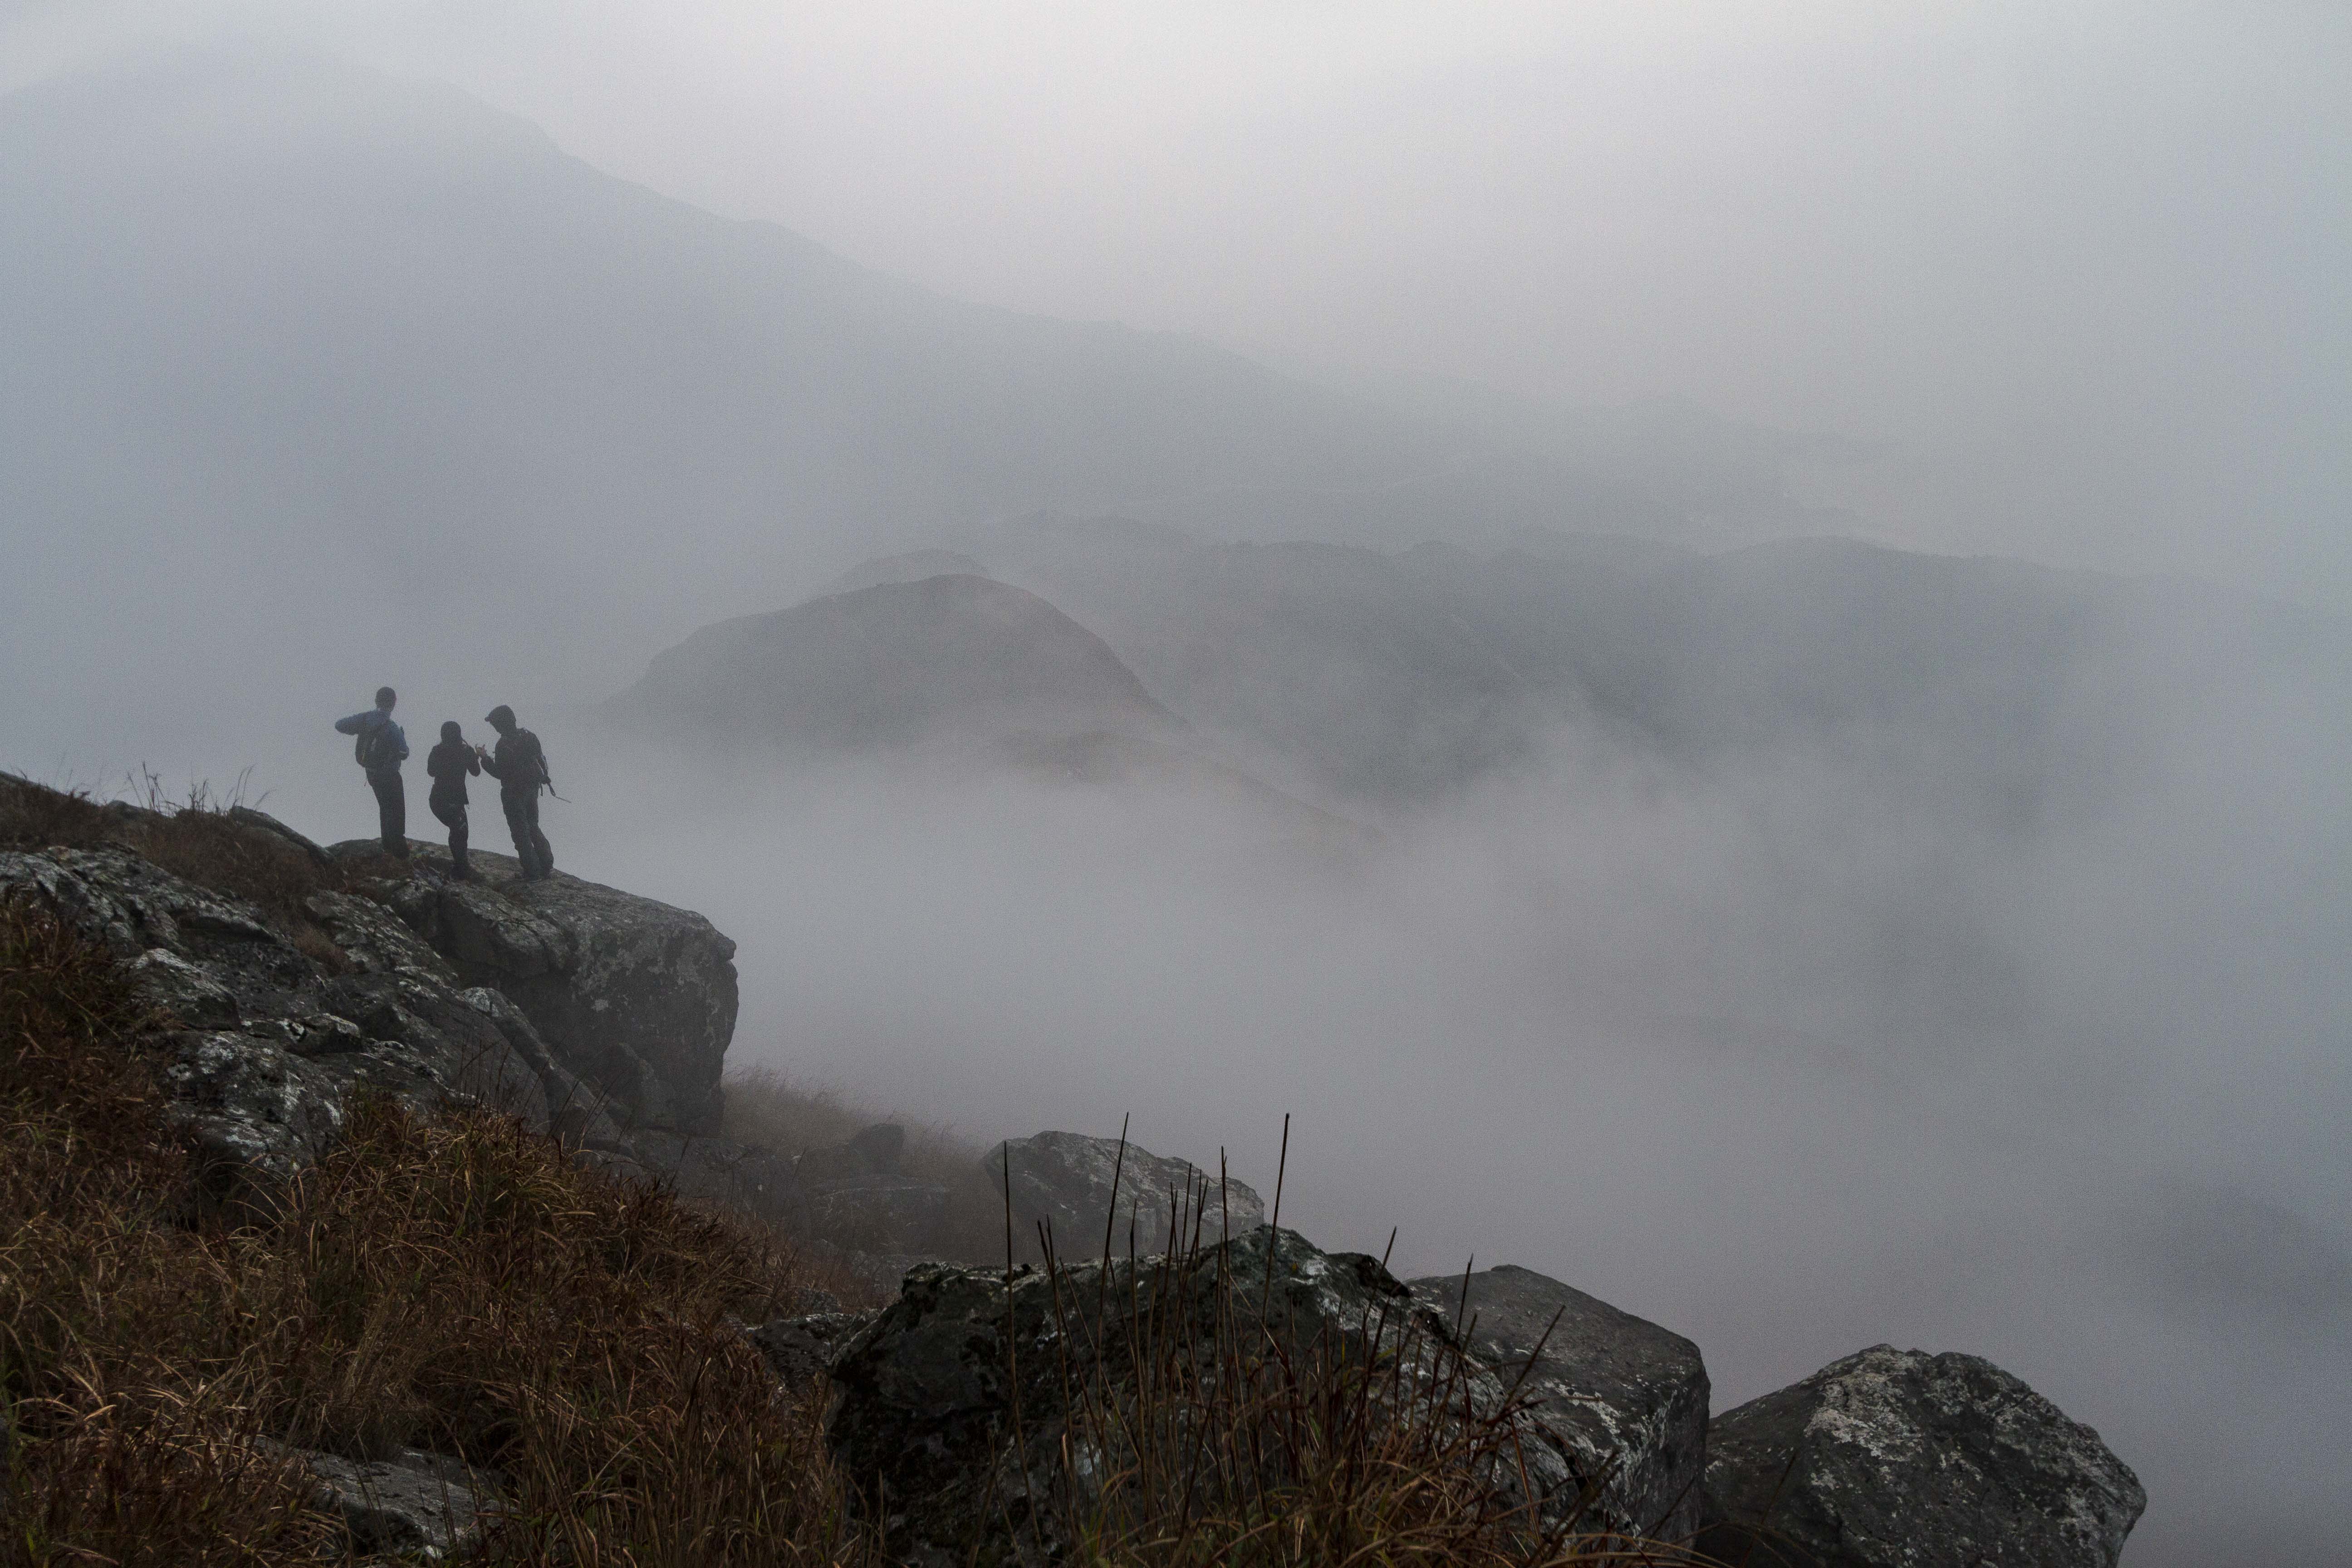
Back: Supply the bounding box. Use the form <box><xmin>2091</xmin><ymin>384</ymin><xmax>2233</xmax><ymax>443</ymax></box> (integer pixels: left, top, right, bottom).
<box><xmin>4</xmin><ymin>34</ymin><xmax>2348</xmax><ymax>1568</ymax></box>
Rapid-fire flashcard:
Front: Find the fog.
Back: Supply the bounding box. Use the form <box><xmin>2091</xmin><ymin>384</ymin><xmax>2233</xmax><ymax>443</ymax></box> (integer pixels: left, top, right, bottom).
<box><xmin>8</xmin><ymin>0</ymin><xmax>2348</xmax><ymax>609</ymax></box>
<box><xmin>4</xmin><ymin>5</ymin><xmax>2350</xmax><ymax>1565</ymax></box>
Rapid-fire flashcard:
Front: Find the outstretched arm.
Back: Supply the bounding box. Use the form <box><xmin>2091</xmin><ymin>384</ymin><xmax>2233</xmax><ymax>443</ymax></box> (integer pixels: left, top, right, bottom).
<box><xmin>334</xmin><ymin>711</ymin><xmax>368</xmax><ymax>735</ymax></box>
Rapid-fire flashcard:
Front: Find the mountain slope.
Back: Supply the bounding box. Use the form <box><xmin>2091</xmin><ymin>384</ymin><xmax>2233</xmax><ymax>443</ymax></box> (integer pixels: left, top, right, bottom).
<box><xmin>911</xmin><ymin>517</ymin><xmax>2352</xmax><ymax>818</ymax></box>
<box><xmin>608</xmin><ymin>574</ymin><xmax>1179</xmax><ymax>751</ymax></box>
<box><xmin>0</xmin><ymin>46</ymin><xmax>1465</xmax><ymax>755</ymax></box>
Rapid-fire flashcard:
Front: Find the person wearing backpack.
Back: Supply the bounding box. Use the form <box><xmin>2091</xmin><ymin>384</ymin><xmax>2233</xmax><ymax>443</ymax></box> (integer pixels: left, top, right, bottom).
<box><xmin>333</xmin><ymin>686</ymin><xmax>411</xmax><ymax>858</ymax></box>
<box><xmin>425</xmin><ymin>720</ymin><xmax>483</xmax><ymax>879</ymax></box>
<box><xmin>478</xmin><ymin>704</ymin><xmax>554</xmax><ymax>881</ymax></box>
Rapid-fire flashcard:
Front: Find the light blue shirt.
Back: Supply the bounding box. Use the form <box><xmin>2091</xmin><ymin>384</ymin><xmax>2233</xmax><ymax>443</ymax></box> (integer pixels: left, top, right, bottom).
<box><xmin>335</xmin><ymin>707</ymin><xmax>409</xmax><ymax>774</ymax></box>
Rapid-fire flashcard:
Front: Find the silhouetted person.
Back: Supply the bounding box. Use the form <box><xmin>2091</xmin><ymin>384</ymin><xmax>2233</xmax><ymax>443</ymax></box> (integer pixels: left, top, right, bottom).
<box><xmin>479</xmin><ymin>704</ymin><xmax>554</xmax><ymax>880</ymax></box>
<box><xmin>425</xmin><ymin>720</ymin><xmax>482</xmax><ymax>879</ymax></box>
<box><xmin>333</xmin><ymin>686</ymin><xmax>409</xmax><ymax>857</ymax></box>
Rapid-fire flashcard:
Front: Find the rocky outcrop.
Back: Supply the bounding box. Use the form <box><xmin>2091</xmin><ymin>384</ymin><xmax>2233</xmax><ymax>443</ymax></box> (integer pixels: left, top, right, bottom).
<box><xmin>749</xmin><ymin>1308</ymin><xmax>873</xmax><ymax>1388</ymax></box>
<box><xmin>1698</xmin><ymin>1345</ymin><xmax>2146</xmax><ymax>1568</ymax></box>
<box><xmin>1407</xmin><ymin>1264</ymin><xmax>1709</xmax><ymax>1544</ymax></box>
<box><xmin>341</xmin><ymin>843</ymin><xmax>738</xmax><ymax>1136</ymax></box>
<box><xmin>0</xmin><ymin>845</ymin><xmax>565</xmax><ymax>1207</ymax></box>
<box><xmin>984</xmin><ymin>1130</ymin><xmax>1265</xmax><ymax>1259</ymax></box>
<box><xmin>825</xmin><ymin>1226</ymin><xmax>1527</xmax><ymax>1565</ymax></box>
<box><xmin>292</xmin><ymin>1446</ymin><xmax>503</xmax><ymax>1559</ymax></box>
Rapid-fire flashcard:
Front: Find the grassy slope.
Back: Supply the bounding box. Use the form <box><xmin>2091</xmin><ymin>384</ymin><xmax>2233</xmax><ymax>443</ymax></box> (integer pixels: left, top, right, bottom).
<box><xmin>0</xmin><ymin>777</ymin><xmax>1689</xmax><ymax>1566</ymax></box>
<box><xmin>0</xmin><ymin>893</ymin><xmax>856</xmax><ymax>1565</ymax></box>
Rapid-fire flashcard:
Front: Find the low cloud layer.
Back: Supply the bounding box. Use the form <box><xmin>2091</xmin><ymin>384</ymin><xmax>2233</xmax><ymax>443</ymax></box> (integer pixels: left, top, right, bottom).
<box><xmin>476</xmin><ymin>655</ymin><xmax>2342</xmax><ymax>1567</ymax></box>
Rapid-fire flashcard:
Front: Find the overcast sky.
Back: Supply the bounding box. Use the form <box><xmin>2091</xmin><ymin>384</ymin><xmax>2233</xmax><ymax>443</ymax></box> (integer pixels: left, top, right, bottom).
<box><xmin>6</xmin><ymin>0</ymin><xmax>2348</xmax><ymax>607</ymax></box>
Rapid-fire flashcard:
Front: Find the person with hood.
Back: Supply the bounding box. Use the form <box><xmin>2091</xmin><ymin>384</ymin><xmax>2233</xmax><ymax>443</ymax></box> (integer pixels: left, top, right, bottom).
<box><xmin>333</xmin><ymin>686</ymin><xmax>409</xmax><ymax>857</ymax></box>
<box><xmin>425</xmin><ymin>720</ymin><xmax>482</xmax><ymax>878</ymax></box>
<box><xmin>478</xmin><ymin>704</ymin><xmax>554</xmax><ymax>880</ymax></box>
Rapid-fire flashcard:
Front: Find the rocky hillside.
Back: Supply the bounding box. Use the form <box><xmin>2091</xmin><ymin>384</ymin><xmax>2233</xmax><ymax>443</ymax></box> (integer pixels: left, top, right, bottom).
<box><xmin>0</xmin><ymin>774</ymin><xmax>2146</xmax><ymax>1564</ymax></box>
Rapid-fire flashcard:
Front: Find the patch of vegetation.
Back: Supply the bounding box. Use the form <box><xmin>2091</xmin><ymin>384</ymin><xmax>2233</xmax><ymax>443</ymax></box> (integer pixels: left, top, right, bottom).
<box><xmin>0</xmin><ymin>898</ymin><xmax>863</xmax><ymax>1565</ymax></box>
<box><xmin>0</xmin><ymin>772</ymin><xmax>353</xmax><ymax>966</ymax></box>
<box><xmin>0</xmin><ymin>794</ymin><xmax>1685</xmax><ymax>1565</ymax></box>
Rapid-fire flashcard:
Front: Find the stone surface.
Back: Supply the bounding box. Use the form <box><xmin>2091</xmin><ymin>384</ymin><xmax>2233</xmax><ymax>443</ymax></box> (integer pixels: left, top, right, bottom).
<box><xmin>808</xmin><ymin>1174</ymin><xmax>950</xmax><ymax>1251</ymax></box>
<box><xmin>984</xmin><ymin>1130</ymin><xmax>1265</xmax><ymax>1260</ymax></box>
<box><xmin>826</xmin><ymin>1225</ymin><xmax>1520</xmax><ymax>1565</ymax></box>
<box><xmin>295</xmin><ymin>1446</ymin><xmax>502</xmax><ymax>1559</ymax></box>
<box><xmin>227</xmin><ymin>805</ymin><xmax>333</xmax><ymax>865</ymax></box>
<box><xmin>749</xmin><ymin>1309</ymin><xmax>876</xmax><ymax>1387</ymax></box>
<box><xmin>1698</xmin><ymin>1345</ymin><xmax>2146</xmax><ymax>1568</ymax></box>
<box><xmin>336</xmin><ymin>843</ymin><xmax>739</xmax><ymax>1136</ymax></box>
<box><xmin>1407</xmin><ymin>1264</ymin><xmax>1710</xmax><ymax>1544</ymax></box>
<box><xmin>0</xmin><ymin>840</ymin><xmax>609</xmax><ymax>1207</ymax></box>
<box><xmin>838</xmin><ymin>1250</ymin><xmax>961</xmax><ymax>1304</ymax></box>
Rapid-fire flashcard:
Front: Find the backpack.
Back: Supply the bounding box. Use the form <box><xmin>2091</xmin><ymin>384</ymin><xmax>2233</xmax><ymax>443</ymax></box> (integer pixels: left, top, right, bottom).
<box><xmin>353</xmin><ymin>716</ymin><xmax>388</xmax><ymax>772</ymax></box>
<box><xmin>510</xmin><ymin>730</ymin><xmax>551</xmax><ymax>792</ymax></box>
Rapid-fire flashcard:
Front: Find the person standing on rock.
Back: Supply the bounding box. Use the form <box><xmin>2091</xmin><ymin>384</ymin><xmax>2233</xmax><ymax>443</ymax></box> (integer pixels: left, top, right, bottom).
<box><xmin>425</xmin><ymin>720</ymin><xmax>482</xmax><ymax>879</ymax></box>
<box><xmin>478</xmin><ymin>704</ymin><xmax>554</xmax><ymax>881</ymax></box>
<box><xmin>333</xmin><ymin>686</ymin><xmax>410</xmax><ymax>858</ymax></box>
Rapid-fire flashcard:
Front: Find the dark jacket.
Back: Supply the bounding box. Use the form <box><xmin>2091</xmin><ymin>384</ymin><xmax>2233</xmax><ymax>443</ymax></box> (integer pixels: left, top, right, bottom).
<box><xmin>483</xmin><ymin>729</ymin><xmax>550</xmax><ymax>799</ymax></box>
<box><xmin>425</xmin><ymin>740</ymin><xmax>480</xmax><ymax>807</ymax></box>
<box><xmin>335</xmin><ymin>709</ymin><xmax>408</xmax><ymax>775</ymax></box>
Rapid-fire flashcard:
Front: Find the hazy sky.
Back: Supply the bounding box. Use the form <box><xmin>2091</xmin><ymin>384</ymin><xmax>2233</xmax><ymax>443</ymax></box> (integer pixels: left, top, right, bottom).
<box><xmin>7</xmin><ymin>0</ymin><xmax>2349</xmax><ymax>606</ymax></box>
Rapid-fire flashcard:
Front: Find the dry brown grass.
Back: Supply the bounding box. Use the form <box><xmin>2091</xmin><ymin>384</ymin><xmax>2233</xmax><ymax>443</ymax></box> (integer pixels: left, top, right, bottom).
<box><xmin>0</xmin><ymin>783</ymin><xmax>1686</xmax><ymax>1567</ymax></box>
<box><xmin>0</xmin><ymin>897</ymin><xmax>875</xmax><ymax>1565</ymax></box>
<box><xmin>0</xmin><ymin>772</ymin><xmax>354</xmax><ymax>964</ymax></box>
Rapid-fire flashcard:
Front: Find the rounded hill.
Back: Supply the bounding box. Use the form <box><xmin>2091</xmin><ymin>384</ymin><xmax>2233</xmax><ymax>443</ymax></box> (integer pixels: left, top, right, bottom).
<box><xmin>611</xmin><ymin>574</ymin><xmax>1177</xmax><ymax>751</ymax></box>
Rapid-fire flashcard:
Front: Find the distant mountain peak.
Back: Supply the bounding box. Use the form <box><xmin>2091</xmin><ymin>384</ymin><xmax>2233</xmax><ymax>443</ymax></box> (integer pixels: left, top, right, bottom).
<box><xmin>610</xmin><ymin>574</ymin><xmax>1178</xmax><ymax>752</ymax></box>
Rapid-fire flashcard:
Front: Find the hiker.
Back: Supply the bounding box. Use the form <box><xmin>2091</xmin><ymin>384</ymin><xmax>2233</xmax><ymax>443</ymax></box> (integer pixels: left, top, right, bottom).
<box><xmin>425</xmin><ymin>720</ymin><xmax>482</xmax><ymax>879</ymax></box>
<box><xmin>478</xmin><ymin>704</ymin><xmax>554</xmax><ymax>880</ymax></box>
<box><xmin>333</xmin><ymin>686</ymin><xmax>410</xmax><ymax>857</ymax></box>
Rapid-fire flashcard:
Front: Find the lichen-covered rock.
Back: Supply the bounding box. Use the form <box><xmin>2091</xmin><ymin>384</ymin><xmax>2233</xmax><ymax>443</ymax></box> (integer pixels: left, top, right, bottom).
<box><xmin>293</xmin><ymin>1446</ymin><xmax>502</xmax><ymax>1559</ymax></box>
<box><xmin>749</xmin><ymin>1309</ymin><xmax>875</xmax><ymax>1387</ymax></box>
<box><xmin>1698</xmin><ymin>1345</ymin><xmax>2146</xmax><ymax>1568</ymax></box>
<box><xmin>983</xmin><ymin>1130</ymin><xmax>1265</xmax><ymax>1260</ymax></box>
<box><xmin>340</xmin><ymin>843</ymin><xmax>738</xmax><ymax>1135</ymax></box>
<box><xmin>1407</xmin><ymin>1264</ymin><xmax>1709</xmax><ymax>1544</ymax></box>
<box><xmin>826</xmin><ymin>1225</ymin><xmax>1522</xmax><ymax>1565</ymax></box>
<box><xmin>808</xmin><ymin>1174</ymin><xmax>950</xmax><ymax>1252</ymax></box>
<box><xmin>0</xmin><ymin>843</ymin><xmax>601</xmax><ymax>1205</ymax></box>
<box><xmin>839</xmin><ymin>1249</ymin><xmax>961</xmax><ymax>1303</ymax></box>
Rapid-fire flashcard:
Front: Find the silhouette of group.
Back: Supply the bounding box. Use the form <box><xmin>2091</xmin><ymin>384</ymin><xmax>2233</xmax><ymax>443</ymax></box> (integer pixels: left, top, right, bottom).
<box><xmin>334</xmin><ymin>688</ymin><xmax>555</xmax><ymax>880</ymax></box>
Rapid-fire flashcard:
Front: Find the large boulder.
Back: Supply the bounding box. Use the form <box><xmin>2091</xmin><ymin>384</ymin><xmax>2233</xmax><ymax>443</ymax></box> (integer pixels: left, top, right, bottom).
<box><xmin>343</xmin><ymin>844</ymin><xmax>739</xmax><ymax>1136</ymax></box>
<box><xmin>807</xmin><ymin>1174</ymin><xmax>951</xmax><ymax>1253</ymax></box>
<box><xmin>748</xmin><ymin>1308</ymin><xmax>873</xmax><ymax>1388</ymax></box>
<box><xmin>826</xmin><ymin>1225</ymin><xmax>1538</xmax><ymax>1566</ymax></box>
<box><xmin>1406</xmin><ymin>1264</ymin><xmax>1709</xmax><ymax>1544</ymax></box>
<box><xmin>984</xmin><ymin>1130</ymin><xmax>1265</xmax><ymax>1261</ymax></box>
<box><xmin>0</xmin><ymin>845</ymin><xmax>569</xmax><ymax>1206</ymax></box>
<box><xmin>1698</xmin><ymin>1345</ymin><xmax>2146</xmax><ymax>1568</ymax></box>
<box><xmin>290</xmin><ymin>1446</ymin><xmax>503</xmax><ymax>1558</ymax></box>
